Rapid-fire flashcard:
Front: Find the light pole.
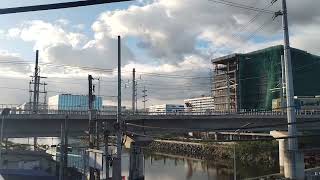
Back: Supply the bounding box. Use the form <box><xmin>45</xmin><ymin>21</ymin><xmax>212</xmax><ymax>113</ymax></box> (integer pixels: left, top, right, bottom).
<box><xmin>0</xmin><ymin>108</ymin><xmax>11</xmax><ymax>168</ymax></box>
<box><xmin>233</xmin><ymin>122</ymin><xmax>253</xmax><ymax>180</ymax></box>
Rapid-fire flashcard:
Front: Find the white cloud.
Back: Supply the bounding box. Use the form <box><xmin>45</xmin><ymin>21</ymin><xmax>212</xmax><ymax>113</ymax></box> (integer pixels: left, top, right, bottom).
<box><xmin>7</xmin><ymin>28</ymin><xmax>21</xmax><ymax>38</ymax></box>
<box><xmin>2</xmin><ymin>0</ymin><xmax>320</xmax><ymax>106</ymax></box>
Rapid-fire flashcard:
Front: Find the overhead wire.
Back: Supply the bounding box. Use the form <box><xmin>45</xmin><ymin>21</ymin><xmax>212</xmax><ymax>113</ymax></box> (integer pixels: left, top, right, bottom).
<box><xmin>126</xmin><ymin>119</ymin><xmax>320</xmax><ymax>133</ymax></box>
<box><xmin>207</xmin><ymin>0</ymin><xmax>275</xmax><ymax>14</ymax></box>
<box><xmin>0</xmin><ymin>0</ymin><xmax>133</xmax><ymax>15</ymax></box>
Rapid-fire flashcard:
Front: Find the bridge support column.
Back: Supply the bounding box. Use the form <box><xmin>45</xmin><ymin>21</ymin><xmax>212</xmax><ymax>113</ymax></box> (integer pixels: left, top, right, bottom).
<box><xmin>129</xmin><ymin>142</ymin><xmax>144</xmax><ymax>180</ymax></box>
<box><xmin>124</xmin><ymin>134</ymin><xmax>153</xmax><ymax>180</ymax></box>
<box><xmin>284</xmin><ymin>150</ymin><xmax>304</xmax><ymax>179</ymax></box>
<box><xmin>214</xmin><ymin>133</ymin><xmax>218</xmax><ymax>141</ymax></box>
<box><xmin>271</xmin><ymin>131</ymin><xmax>304</xmax><ymax>180</ymax></box>
<box><xmin>33</xmin><ymin>137</ymin><xmax>37</xmax><ymax>150</ymax></box>
<box><xmin>278</xmin><ymin>139</ymin><xmax>285</xmax><ymax>174</ymax></box>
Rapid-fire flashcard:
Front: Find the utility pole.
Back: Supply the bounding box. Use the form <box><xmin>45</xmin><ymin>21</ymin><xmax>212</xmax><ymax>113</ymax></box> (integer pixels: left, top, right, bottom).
<box><xmin>282</xmin><ymin>0</ymin><xmax>297</xmax><ymax>160</ymax></box>
<box><xmin>276</xmin><ymin>0</ymin><xmax>303</xmax><ymax>178</ymax></box>
<box><xmin>30</xmin><ymin>50</ymin><xmax>47</xmax><ymax>114</ymax></box>
<box><xmin>88</xmin><ymin>74</ymin><xmax>99</xmax><ymax>180</ymax></box>
<box><xmin>280</xmin><ymin>55</ymin><xmax>286</xmax><ymax>112</ymax></box>
<box><xmin>32</xmin><ymin>50</ymin><xmax>39</xmax><ymax>114</ymax></box>
<box><xmin>113</xmin><ymin>35</ymin><xmax>123</xmax><ymax>180</ymax></box>
<box><xmin>59</xmin><ymin>116</ymin><xmax>69</xmax><ymax>180</ymax></box>
<box><xmin>132</xmin><ymin>68</ymin><xmax>136</xmax><ymax>114</ymax></box>
<box><xmin>142</xmin><ymin>86</ymin><xmax>148</xmax><ymax>112</ymax></box>
<box><xmin>104</xmin><ymin>121</ymin><xmax>110</xmax><ymax>179</ymax></box>
<box><xmin>59</xmin><ymin>121</ymin><xmax>64</xmax><ymax>180</ymax></box>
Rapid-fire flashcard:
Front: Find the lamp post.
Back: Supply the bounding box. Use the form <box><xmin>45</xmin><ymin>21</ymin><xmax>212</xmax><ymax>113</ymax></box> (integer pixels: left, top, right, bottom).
<box><xmin>0</xmin><ymin>108</ymin><xmax>11</xmax><ymax>168</ymax></box>
<box><xmin>233</xmin><ymin>122</ymin><xmax>253</xmax><ymax>180</ymax></box>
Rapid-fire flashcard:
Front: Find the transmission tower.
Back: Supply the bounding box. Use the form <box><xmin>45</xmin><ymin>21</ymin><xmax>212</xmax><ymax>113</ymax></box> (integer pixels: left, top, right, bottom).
<box><xmin>29</xmin><ymin>50</ymin><xmax>47</xmax><ymax>114</ymax></box>
<box><xmin>142</xmin><ymin>86</ymin><xmax>148</xmax><ymax>112</ymax></box>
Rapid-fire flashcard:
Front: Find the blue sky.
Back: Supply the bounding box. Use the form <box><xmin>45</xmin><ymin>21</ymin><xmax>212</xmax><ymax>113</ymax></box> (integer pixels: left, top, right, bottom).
<box><xmin>0</xmin><ymin>0</ymin><xmax>318</xmax><ymax>105</ymax></box>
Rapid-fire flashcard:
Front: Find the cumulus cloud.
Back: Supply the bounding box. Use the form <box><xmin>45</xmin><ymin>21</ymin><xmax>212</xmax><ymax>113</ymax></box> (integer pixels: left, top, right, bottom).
<box><xmin>2</xmin><ymin>0</ymin><xmax>320</xmax><ymax>106</ymax></box>
<box><xmin>92</xmin><ymin>0</ymin><xmax>320</xmax><ymax>59</ymax></box>
<box><xmin>7</xmin><ymin>20</ymin><xmax>134</xmax><ymax>71</ymax></box>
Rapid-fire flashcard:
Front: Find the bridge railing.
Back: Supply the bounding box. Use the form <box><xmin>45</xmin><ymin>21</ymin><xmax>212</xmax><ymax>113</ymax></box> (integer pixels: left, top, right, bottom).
<box><xmin>2</xmin><ymin>105</ymin><xmax>320</xmax><ymax>116</ymax></box>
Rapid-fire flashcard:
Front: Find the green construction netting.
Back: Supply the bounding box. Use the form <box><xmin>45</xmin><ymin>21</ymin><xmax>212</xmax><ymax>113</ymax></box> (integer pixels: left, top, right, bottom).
<box><xmin>238</xmin><ymin>45</ymin><xmax>320</xmax><ymax>110</ymax></box>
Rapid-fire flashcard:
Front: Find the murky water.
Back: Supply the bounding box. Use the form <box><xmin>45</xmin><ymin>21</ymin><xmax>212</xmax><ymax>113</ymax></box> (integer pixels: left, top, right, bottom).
<box><xmin>8</xmin><ymin>138</ymin><xmax>278</xmax><ymax>179</ymax></box>
<box><xmin>120</xmin><ymin>153</ymin><xmax>278</xmax><ymax>180</ymax></box>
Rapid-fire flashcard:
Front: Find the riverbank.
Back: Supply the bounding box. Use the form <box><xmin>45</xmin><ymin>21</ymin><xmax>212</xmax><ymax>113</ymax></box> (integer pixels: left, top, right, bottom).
<box><xmin>145</xmin><ymin>139</ymin><xmax>278</xmax><ymax>166</ymax></box>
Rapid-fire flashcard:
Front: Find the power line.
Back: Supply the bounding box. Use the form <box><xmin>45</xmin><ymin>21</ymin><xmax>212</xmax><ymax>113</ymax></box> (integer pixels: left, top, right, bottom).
<box><xmin>0</xmin><ymin>0</ymin><xmax>132</xmax><ymax>15</ymax></box>
<box><xmin>0</xmin><ymin>60</ymin><xmax>114</xmax><ymax>73</ymax></box>
<box><xmin>208</xmin><ymin>0</ymin><xmax>275</xmax><ymax>14</ymax></box>
<box><xmin>126</xmin><ymin>119</ymin><xmax>320</xmax><ymax>133</ymax></box>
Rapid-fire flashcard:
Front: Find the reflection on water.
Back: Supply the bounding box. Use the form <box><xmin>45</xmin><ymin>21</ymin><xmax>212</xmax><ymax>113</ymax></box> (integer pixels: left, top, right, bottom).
<box><xmin>121</xmin><ymin>153</ymin><xmax>233</xmax><ymax>180</ymax></box>
<box><xmin>144</xmin><ymin>153</ymin><xmax>232</xmax><ymax>180</ymax></box>
<box><xmin>121</xmin><ymin>152</ymin><xmax>278</xmax><ymax>180</ymax></box>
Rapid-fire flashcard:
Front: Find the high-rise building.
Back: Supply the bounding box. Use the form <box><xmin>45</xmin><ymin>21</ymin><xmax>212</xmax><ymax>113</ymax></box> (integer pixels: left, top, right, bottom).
<box><xmin>48</xmin><ymin>94</ymin><xmax>102</xmax><ymax>111</ymax></box>
<box><xmin>211</xmin><ymin>45</ymin><xmax>320</xmax><ymax>112</ymax></box>
<box><xmin>184</xmin><ymin>96</ymin><xmax>214</xmax><ymax>113</ymax></box>
<box><xmin>148</xmin><ymin>104</ymin><xmax>185</xmax><ymax>115</ymax></box>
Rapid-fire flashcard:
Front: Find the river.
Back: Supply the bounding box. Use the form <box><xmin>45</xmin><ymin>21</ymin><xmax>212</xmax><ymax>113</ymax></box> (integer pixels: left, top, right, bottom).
<box><xmin>120</xmin><ymin>152</ymin><xmax>278</xmax><ymax>180</ymax></box>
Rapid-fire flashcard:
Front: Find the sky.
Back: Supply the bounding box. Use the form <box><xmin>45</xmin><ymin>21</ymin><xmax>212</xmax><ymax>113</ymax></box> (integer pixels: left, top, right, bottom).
<box><xmin>0</xmin><ymin>0</ymin><xmax>319</xmax><ymax>108</ymax></box>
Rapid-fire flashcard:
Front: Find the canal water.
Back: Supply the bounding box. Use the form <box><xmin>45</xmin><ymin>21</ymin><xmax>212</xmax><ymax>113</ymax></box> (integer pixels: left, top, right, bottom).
<box><xmin>9</xmin><ymin>138</ymin><xmax>279</xmax><ymax>179</ymax></box>
<box><xmin>121</xmin><ymin>152</ymin><xmax>278</xmax><ymax>180</ymax></box>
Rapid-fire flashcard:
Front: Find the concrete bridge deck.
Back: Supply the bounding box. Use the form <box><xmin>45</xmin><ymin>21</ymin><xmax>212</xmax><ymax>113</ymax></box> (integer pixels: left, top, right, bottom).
<box><xmin>1</xmin><ymin>113</ymin><xmax>320</xmax><ymax>137</ymax></box>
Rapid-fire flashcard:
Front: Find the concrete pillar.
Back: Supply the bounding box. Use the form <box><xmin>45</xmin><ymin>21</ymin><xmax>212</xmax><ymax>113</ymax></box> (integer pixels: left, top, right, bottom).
<box><xmin>125</xmin><ymin>135</ymin><xmax>152</xmax><ymax>180</ymax></box>
<box><xmin>112</xmin><ymin>157</ymin><xmax>121</xmax><ymax>180</ymax></box>
<box><xmin>129</xmin><ymin>142</ymin><xmax>144</xmax><ymax>180</ymax></box>
<box><xmin>271</xmin><ymin>131</ymin><xmax>305</xmax><ymax>180</ymax></box>
<box><xmin>214</xmin><ymin>133</ymin><xmax>218</xmax><ymax>141</ymax></box>
<box><xmin>33</xmin><ymin>137</ymin><xmax>37</xmax><ymax>151</ymax></box>
<box><xmin>284</xmin><ymin>150</ymin><xmax>305</xmax><ymax>180</ymax></box>
<box><xmin>278</xmin><ymin>139</ymin><xmax>286</xmax><ymax>174</ymax></box>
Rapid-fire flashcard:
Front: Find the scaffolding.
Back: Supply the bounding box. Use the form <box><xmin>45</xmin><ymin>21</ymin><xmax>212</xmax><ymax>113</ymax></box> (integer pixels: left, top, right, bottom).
<box><xmin>212</xmin><ymin>54</ymin><xmax>239</xmax><ymax>112</ymax></box>
<box><xmin>212</xmin><ymin>45</ymin><xmax>320</xmax><ymax>112</ymax></box>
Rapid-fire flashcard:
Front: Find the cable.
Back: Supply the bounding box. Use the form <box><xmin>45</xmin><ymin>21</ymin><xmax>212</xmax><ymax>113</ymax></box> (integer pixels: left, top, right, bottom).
<box><xmin>0</xmin><ymin>60</ymin><xmax>114</xmax><ymax>73</ymax></box>
<box><xmin>242</xmin><ymin>17</ymin><xmax>275</xmax><ymax>43</ymax></box>
<box><xmin>208</xmin><ymin>0</ymin><xmax>275</xmax><ymax>14</ymax></box>
<box><xmin>0</xmin><ymin>0</ymin><xmax>132</xmax><ymax>15</ymax></box>
<box><xmin>126</xmin><ymin>119</ymin><xmax>320</xmax><ymax>133</ymax></box>
<box><xmin>231</xmin><ymin>3</ymin><xmax>275</xmax><ymax>43</ymax></box>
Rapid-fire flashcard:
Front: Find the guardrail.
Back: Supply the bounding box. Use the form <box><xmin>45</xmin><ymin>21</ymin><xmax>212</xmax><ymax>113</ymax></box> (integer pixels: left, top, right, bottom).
<box><xmin>1</xmin><ymin>105</ymin><xmax>320</xmax><ymax>116</ymax></box>
<box><xmin>1</xmin><ymin>109</ymin><xmax>320</xmax><ymax>116</ymax></box>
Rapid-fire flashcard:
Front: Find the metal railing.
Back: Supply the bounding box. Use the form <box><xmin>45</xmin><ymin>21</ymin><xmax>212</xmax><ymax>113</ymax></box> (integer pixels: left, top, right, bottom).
<box><xmin>1</xmin><ymin>105</ymin><xmax>320</xmax><ymax>116</ymax></box>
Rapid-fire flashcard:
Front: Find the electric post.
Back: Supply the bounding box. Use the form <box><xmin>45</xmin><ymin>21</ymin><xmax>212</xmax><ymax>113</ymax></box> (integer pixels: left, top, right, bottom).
<box><xmin>113</xmin><ymin>35</ymin><xmax>123</xmax><ymax>180</ymax></box>
<box><xmin>104</xmin><ymin>120</ymin><xmax>110</xmax><ymax>179</ymax></box>
<box><xmin>142</xmin><ymin>86</ymin><xmax>148</xmax><ymax>112</ymax></box>
<box><xmin>132</xmin><ymin>68</ymin><xmax>136</xmax><ymax>114</ymax></box>
<box><xmin>32</xmin><ymin>50</ymin><xmax>39</xmax><ymax>114</ymax></box>
<box><xmin>59</xmin><ymin>121</ymin><xmax>65</xmax><ymax>180</ymax></box>
<box><xmin>88</xmin><ymin>74</ymin><xmax>98</xmax><ymax>180</ymax></box>
<box><xmin>30</xmin><ymin>50</ymin><xmax>47</xmax><ymax>114</ymax></box>
<box><xmin>274</xmin><ymin>0</ymin><xmax>303</xmax><ymax>178</ymax></box>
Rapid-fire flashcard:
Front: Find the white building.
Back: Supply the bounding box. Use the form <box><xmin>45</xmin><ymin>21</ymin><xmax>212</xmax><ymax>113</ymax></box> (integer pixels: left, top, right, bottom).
<box><xmin>16</xmin><ymin>102</ymin><xmax>47</xmax><ymax>114</ymax></box>
<box><xmin>148</xmin><ymin>104</ymin><xmax>185</xmax><ymax>115</ymax></box>
<box><xmin>184</xmin><ymin>96</ymin><xmax>215</xmax><ymax>113</ymax></box>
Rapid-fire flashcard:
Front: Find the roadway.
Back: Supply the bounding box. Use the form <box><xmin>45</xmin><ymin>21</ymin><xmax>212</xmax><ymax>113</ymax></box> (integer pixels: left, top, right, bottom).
<box><xmin>1</xmin><ymin>113</ymin><xmax>320</xmax><ymax>138</ymax></box>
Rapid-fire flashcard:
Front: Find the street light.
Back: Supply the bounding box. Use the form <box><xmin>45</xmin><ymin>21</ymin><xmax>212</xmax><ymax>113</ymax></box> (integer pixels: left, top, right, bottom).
<box><xmin>0</xmin><ymin>108</ymin><xmax>11</xmax><ymax>168</ymax></box>
<box><xmin>233</xmin><ymin>122</ymin><xmax>253</xmax><ymax>180</ymax></box>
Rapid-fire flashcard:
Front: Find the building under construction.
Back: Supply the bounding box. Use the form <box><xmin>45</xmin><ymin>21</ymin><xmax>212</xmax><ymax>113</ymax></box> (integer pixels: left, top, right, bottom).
<box><xmin>211</xmin><ymin>45</ymin><xmax>320</xmax><ymax>112</ymax></box>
